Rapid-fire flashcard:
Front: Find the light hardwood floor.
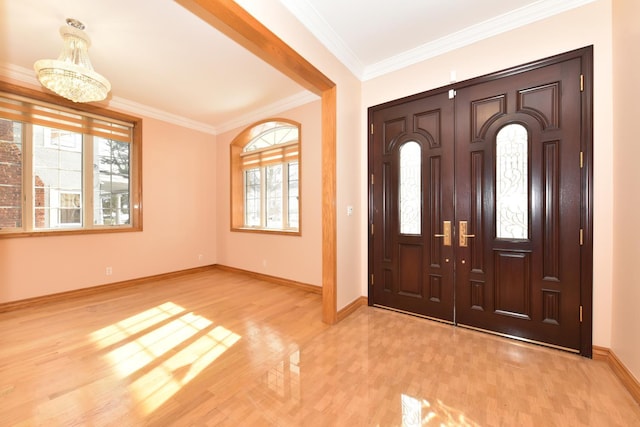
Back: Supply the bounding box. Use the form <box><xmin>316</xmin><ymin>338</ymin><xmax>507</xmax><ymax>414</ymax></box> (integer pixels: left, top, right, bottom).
<box><xmin>1</xmin><ymin>268</ymin><xmax>639</xmax><ymax>426</ymax></box>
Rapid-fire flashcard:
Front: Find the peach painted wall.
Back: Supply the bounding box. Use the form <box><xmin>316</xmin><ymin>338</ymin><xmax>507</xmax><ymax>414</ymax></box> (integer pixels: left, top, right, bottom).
<box><xmin>0</xmin><ymin>99</ymin><xmax>218</xmax><ymax>303</ymax></box>
<box><xmin>361</xmin><ymin>0</ymin><xmax>614</xmax><ymax>347</ymax></box>
<box><xmin>215</xmin><ymin>100</ymin><xmax>322</xmax><ymax>286</ymax></box>
<box><xmin>612</xmin><ymin>0</ymin><xmax>640</xmax><ymax>381</ymax></box>
<box><xmin>236</xmin><ymin>0</ymin><xmax>364</xmax><ymax>309</ymax></box>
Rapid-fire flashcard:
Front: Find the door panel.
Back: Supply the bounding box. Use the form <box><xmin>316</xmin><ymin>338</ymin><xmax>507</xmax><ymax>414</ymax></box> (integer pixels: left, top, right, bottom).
<box><xmin>370</xmin><ymin>91</ymin><xmax>455</xmax><ymax>321</ymax></box>
<box><xmin>455</xmin><ymin>58</ymin><xmax>583</xmax><ymax>350</ymax></box>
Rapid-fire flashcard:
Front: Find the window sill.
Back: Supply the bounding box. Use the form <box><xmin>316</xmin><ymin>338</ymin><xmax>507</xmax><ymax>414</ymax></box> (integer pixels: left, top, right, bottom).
<box><xmin>0</xmin><ymin>225</ymin><xmax>141</xmax><ymax>239</ymax></box>
<box><xmin>231</xmin><ymin>227</ymin><xmax>300</xmax><ymax>236</ymax></box>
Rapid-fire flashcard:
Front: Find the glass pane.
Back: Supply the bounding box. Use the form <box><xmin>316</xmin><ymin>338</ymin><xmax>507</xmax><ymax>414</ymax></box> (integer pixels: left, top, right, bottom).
<box><xmin>245</xmin><ymin>168</ymin><xmax>260</xmax><ymax>226</ymax></box>
<box><xmin>266</xmin><ymin>164</ymin><xmax>283</xmax><ymax>228</ymax></box>
<box><xmin>496</xmin><ymin>124</ymin><xmax>528</xmax><ymax>239</ymax></box>
<box><xmin>243</xmin><ymin>122</ymin><xmax>298</xmax><ymax>152</ymax></box>
<box><xmin>399</xmin><ymin>141</ymin><xmax>421</xmax><ymax>235</ymax></box>
<box><xmin>94</xmin><ymin>138</ymin><xmax>130</xmax><ymax>225</ymax></box>
<box><xmin>288</xmin><ymin>162</ymin><xmax>299</xmax><ymax>229</ymax></box>
<box><xmin>0</xmin><ymin>119</ymin><xmax>23</xmax><ymax>228</ymax></box>
<box><xmin>33</xmin><ymin>125</ymin><xmax>83</xmax><ymax>229</ymax></box>
<box><xmin>59</xmin><ymin>192</ymin><xmax>81</xmax><ymax>224</ymax></box>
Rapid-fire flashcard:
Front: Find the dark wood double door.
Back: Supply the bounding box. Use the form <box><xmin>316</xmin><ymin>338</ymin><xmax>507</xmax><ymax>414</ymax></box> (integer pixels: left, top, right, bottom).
<box><xmin>368</xmin><ymin>48</ymin><xmax>592</xmax><ymax>355</ymax></box>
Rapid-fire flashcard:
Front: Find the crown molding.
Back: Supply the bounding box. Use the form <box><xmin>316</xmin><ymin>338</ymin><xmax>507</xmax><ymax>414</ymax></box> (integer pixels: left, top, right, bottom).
<box><xmin>0</xmin><ymin>62</ymin><xmax>40</xmax><ymax>88</ymax></box>
<box><xmin>214</xmin><ymin>91</ymin><xmax>319</xmax><ymax>135</ymax></box>
<box><xmin>0</xmin><ymin>62</ymin><xmax>220</xmax><ymax>134</ymax></box>
<box><xmin>279</xmin><ymin>0</ymin><xmax>596</xmax><ymax>81</ymax></box>
<box><xmin>363</xmin><ymin>0</ymin><xmax>597</xmax><ymax>80</ymax></box>
<box><xmin>109</xmin><ymin>97</ymin><xmax>220</xmax><ymax>135</ymax></box>
<box><xmin>278</xmin><ymin>0</ymin><xmax>365</xmax><ymax>78</ymax></box>
<box><xmin>0</xmin><ymin>62</ymin><xmax>317</xmax><ymax>136</ymax></box>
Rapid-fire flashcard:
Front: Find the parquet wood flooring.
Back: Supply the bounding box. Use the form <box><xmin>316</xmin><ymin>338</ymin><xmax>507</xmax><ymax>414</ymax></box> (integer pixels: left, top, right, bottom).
<box><xmin>0</xmin><ymin>268</ymin><xmax>638</xmax><ymax>426</ymax></box>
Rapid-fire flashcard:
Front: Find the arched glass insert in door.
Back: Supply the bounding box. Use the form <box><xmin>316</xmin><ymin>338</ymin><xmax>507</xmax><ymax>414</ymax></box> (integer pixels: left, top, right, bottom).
<box><xmin>496</xmin><ymin>123</ymin><xmax>528</xmax><ymax>239</ymax></box>
<box><xmin>399</xmin><ymin>141</ymin><xmax>421</xmax><ymax>235</ymax></box>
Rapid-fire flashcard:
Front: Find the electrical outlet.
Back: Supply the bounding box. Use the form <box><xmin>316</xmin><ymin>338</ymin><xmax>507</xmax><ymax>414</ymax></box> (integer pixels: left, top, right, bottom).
<box><xmin>198</xmin><ymin>254</ymin><xmax>203</xmax><ymax>261</ymax></box>
<box><xmin>106</xmin><ymin>266</ymin><xmax>112</xmax><ymax>276</ymax></box>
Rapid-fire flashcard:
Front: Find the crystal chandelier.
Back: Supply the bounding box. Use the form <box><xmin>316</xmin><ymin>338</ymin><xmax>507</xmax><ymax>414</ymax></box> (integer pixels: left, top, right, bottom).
<box><xmin>34</xmin><ymin>18</ymin><xmax>111</xmax><ymax>103</ymax></box>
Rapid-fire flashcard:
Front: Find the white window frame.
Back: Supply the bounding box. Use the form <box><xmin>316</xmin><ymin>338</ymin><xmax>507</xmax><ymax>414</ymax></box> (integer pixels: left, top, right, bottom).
<box><xmin>243</xmin><ymin>160</ymin><xmax>298</xmax><ymax>230</ymax></box>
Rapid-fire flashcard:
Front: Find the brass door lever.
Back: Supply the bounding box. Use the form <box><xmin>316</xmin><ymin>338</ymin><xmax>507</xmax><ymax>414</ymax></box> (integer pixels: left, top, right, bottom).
<box><xmin>459</xmin><ymin>221</ymin><xmax>475</xmax><ymax>247</ymax></box>
<box><xmin>434</xmin><ymin>221</ymin><xmax>452</xmax><ymax>246</ymax></box>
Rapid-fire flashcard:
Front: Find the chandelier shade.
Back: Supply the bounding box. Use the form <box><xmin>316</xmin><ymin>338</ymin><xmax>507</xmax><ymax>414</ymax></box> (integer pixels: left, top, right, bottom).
<box><xmin>34</xmin><ymin>19</ymin><xmax>111</xmax><ymax>103</ymax></box>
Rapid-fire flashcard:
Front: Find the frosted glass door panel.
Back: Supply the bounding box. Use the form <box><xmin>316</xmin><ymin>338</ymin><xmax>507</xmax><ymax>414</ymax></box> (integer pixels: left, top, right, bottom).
<box><xmin>496</xmin><ymin>124</ymin><xmax>528</xmax><ymax>239</ymax></box>
<box><xmin>399</xmin><ymin>141</ymin><xmax>421</xmax><ymax>235</ymax></box>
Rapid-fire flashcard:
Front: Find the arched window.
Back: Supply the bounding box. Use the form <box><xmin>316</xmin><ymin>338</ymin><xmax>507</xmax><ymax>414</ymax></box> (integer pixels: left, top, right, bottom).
<box><xmin>230</xmin><ymin>119</ymin><xmax>300</xmax><ymax>234</ymax></box>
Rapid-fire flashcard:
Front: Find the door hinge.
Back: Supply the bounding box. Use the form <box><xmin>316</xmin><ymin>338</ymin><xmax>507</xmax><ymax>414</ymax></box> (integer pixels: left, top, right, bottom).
<box><xmin>580</xmin><ymin>151</ymin><xmax>584</xmax><ymax>169</ymax></box>
<box><xmin>371</xmin><ymin>123</ymin><xmax>374</xmax><ymax>134</ymax></box>
<box><xmin>580</xmin><ymin>74</ymin><xmax>584</xmax><ymax>92</ymax></box>
<box><xmin>448</xmin><ymin>89</ymin><xmax>456</xmax><ymax>99</ymax></box>
<box><xmin>371</xmin><ymin>223</ymin><xmax>374</xmax><ymax>235</ymax></box>
<box><xmin>371</xmin><ymin>274</ymin><xmax>374</xmax><ymax>285</ymax></box>
<box><xmin>580</xmin><ymin>305</ymin><xmax>583</xmax><ymax>322</ymax></box>
<box><xmin>371</xmin><ymin>174</ymin><xmax>374</xmax><ymax>185</ymax></box>
<box><xmin>579</xmin><ymin>228</ymin><xmax>584</xmax><ymax>246</ymax></box>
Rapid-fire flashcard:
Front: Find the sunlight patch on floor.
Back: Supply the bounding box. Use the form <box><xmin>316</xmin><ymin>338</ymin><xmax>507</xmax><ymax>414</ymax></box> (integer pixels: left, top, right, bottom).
<box><xmin>89</xmin><ymin>302</ymin><xmax>241</xmax><ymax>415</ymax></box>
<box><xmin>90</xmin><ymin>302</ymin><xmax>184</xmax><ymax>349</ymax></box>
<box><xmin>401</xmin><ymin>394</ymin><xmax>481</xmax><ymax>427</ymax></box>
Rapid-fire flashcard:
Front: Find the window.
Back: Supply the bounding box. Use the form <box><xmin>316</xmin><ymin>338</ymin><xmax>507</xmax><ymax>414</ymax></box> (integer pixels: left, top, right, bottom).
<box><xmin>0</xmin><ymin>82</ymin><xmax>141</xmax><ymax>237</ymax></box>
<box><xmin>230</xmin><ymin>120</ymin><xmax>300</xmax><ymax>234</ymax></box>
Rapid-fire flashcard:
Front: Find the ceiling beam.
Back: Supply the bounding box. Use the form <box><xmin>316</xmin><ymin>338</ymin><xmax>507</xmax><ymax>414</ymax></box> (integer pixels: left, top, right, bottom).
<box><xmin>177</xmin><ymin>0</ymin><xmax>334</xmax><ymax>95</ymax></box>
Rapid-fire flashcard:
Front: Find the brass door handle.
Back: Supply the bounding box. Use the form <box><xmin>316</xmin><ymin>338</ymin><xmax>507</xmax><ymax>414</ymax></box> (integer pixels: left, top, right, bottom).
<box><xmin>459</xmin><ymin>221</ymin><xmax>475</xmax><ymax>247</ymax></box>
<box><xmin>434</xmin><ymin>221</ymin><xmax>451</xmax><ymax>246</ymax></box>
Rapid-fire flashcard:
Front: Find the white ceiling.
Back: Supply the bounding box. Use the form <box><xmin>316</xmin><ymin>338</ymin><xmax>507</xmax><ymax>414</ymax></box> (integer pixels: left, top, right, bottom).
<box><xmin>0</xmin><ymin>0</ymin><xmax>594</xmax><ymax>134</ymax></box>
